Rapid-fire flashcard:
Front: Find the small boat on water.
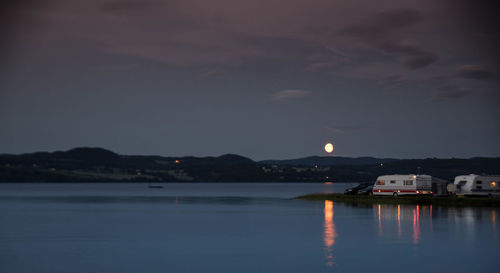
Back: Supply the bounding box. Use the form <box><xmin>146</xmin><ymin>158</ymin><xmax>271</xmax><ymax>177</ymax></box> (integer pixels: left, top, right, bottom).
<box><xmin>147</xmin><ymin>182</ymin><xmax>164</xmax><ymax>189</ymax></box>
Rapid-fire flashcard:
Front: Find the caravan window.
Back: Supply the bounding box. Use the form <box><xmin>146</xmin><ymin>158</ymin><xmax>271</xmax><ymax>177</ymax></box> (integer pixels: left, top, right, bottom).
<box><xmin>476</xmin><ymin>181</ymin><xmax>482</xmax><ymax>184</ymax></box>
<box><xmin>390</xmin><ymin>180</ymin><xmax>396</xmax><ymax>184</ymax></box>
<box><xmin>404</xmin><ymin>180</ymin><xmax>413</xmax><ymax>185</ymax></box>
<box><xmin>376</xmin><ymin>180</ymin><xmax>385</xmax><ymax>185</ymax></box>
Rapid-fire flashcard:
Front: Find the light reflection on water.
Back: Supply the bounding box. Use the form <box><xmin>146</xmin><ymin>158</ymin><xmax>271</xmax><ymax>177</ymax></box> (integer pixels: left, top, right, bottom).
<box><xmin>323</xmin><ymin>200</ymin><xmax>336</xmax><ymax>267</ymax></box>
<box><xmin>319</xmin><ymin>201</ymin><xmax>499</xmax><ymax>269</ymax></box>
<box><xmin>378</xmin><ymin>204</ymin><xmax>382</xmax><ymax>237</ymax></box>
<box><xmin>493</xmin><ymin>210</ymin><xmax>496</xmax><ymax>228</ymax></box>
<box><xmin>375</xmin><ymin>204</ymin><xmax>423</xmax><ymax>245</ymax></box>
<box><xmin>398</xmin><ymin>204</ymin><xmax>401</xmax><ymax>237</ymax></box>
<box><xmin>371</xmin><ymin>203</ymin><xmax>500</xmax><ymax>248</ymax></box>
<box><xmin>492</xmin><ymin>210</ymin><xmax>497</xmax><ymax>240</ymax></box>
<box><xmin>413</xmin><ymin>205</ymin><xmax>420</xmax><ymax>245</ymax></box>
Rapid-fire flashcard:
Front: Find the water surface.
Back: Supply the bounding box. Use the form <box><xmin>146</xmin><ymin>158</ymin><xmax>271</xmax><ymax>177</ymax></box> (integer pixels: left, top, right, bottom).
<box><xmin>0</xmin><ymin>183</ymin><xmax>498</xmax><ymax>273</ymax></box>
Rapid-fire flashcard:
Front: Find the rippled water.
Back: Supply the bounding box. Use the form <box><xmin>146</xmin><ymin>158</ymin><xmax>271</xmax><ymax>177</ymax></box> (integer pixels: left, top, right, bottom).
<box><xmin>0</xmin><ymin>183</ymin><xmax>498</xmax><ymax>273</ymax></box>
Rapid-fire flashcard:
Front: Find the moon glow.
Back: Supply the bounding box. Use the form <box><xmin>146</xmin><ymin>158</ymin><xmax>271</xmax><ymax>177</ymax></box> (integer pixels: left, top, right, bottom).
<box><xmin>324</xmin><ymin>143</ymin><xmax>334</xmax><ymax>153</ymax></box>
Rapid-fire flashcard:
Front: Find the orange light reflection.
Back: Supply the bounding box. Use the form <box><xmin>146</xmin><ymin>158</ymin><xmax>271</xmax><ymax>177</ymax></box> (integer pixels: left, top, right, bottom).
<box><xmin>430</xmin><ymin>205</ymin><xmax>433</xmax><ymax>233</ymax></box>
<box><xmin>417</xmin><ymin>205</ymin><xmax>420</xmax><ymax>226</ymax></box>
<box><xmin>493</xmin><ymin>210</ymin><xmax>497</xmax><ymax>240</ymax></box>
<box><xmin>377</xmin><ymin>204</ymin><xmax>382</xmax><ymax>237</ymax></box>
<box><xmin>413</xmin><ymin>205</ymin><xmax>420</xmax><ymax>245</ymax></box>
<box><xmin>397</xmin><ymin>205</ymin><xmax>401</xmax><ymax>237</ymax></box>
<box><xmin>324</xmin><ymin>200</ymin><xmax>336</xmax><ymax>267</ymax></box>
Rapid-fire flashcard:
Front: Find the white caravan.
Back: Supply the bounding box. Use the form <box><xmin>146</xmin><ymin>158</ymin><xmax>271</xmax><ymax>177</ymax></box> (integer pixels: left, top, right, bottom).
<box><xmin>452</xmin><ymin>174</ymin><xmax>500</xmax><ymax>196</ymax></box>
<box><xmin>372</xmin><ymin>174</ymin><xmax>438</xmax><ymax>196</ymax></box>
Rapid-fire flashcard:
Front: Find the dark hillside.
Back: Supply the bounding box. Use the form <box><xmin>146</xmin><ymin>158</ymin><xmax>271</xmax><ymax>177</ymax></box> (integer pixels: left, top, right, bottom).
<box><xmin>1</xmin><ymin>148</ymin><xmax>499</xmax><ymax>182</ymax></box>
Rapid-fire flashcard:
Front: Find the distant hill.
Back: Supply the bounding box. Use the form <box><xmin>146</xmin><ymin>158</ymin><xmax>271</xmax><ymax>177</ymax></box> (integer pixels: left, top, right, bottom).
<box><xmin>1</xmin><ymin>147</ymin><xmax>499</xmax><ymax>182</ymax></box>
<box><xmin>0</xmin><ymin>147</ymin><xmax>257</xmax><ymax>182</ymax></box>
<box><xmin>260</xmin><ymin>156</ymin><xmax>397</xmax><ymax>166</ymax></box>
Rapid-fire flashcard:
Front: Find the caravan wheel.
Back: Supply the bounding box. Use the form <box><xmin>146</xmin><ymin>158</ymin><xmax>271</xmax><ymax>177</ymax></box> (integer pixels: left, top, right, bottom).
<box><xmin>393</xmin><ymin>192</ymin><xmax>398</xmax><ymax>197</ymax></box>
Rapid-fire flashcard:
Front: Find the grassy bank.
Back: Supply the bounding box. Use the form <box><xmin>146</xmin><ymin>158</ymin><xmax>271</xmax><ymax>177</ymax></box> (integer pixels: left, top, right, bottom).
<box><xmin>295</xmin><ymin>193</ymin><xmax>500</xmax><ymax>207</ymax></box>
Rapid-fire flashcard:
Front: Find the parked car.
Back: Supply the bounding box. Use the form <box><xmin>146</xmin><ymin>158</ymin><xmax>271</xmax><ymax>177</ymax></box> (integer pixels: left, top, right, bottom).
<box><xmin>344</xmin><ymin>183</ymin><xmax>371</xmax><ymax>195</ymax></box>
<box><xmin>357</xmin><ymin>184</ymin><xmax>374</xmax><ymax>195</ymax></box>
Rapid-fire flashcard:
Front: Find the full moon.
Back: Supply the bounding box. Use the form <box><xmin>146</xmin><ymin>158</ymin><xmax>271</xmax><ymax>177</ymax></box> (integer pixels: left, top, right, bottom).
<box><xmin>324</xmin><ymin>143</ymin><xmax>334</xmax><ymax>153</ymax></box>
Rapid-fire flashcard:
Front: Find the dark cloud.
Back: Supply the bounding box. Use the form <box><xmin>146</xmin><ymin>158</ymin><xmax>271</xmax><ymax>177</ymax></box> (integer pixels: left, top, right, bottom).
<box><xmin>1</xmin><ymin>0</ymin><xmax>53</xmax><ymax>31</ymax></box>
<box><xmin>456</xmin><ymin>65</ymin><xmax>495</xmax><ymax>80</ymax></box>
<box><xmin>340</xmin><ymin>8</ymin><xmax>424</xmax><ymax>40</ymax></box>
<box><xmin>1</xmin><ymin>0</ymin><xmax>56</xmax><ymax>58</ymax></box>
<box><xmin>303</xmin><ymin>62</ymin><xmax>334</xmax><ymax>72</ymax></box>
<box><xmin>201</xmin><ymin>68</ymin><xmax>227</xmax><ymax>77</ymax></box>
<box><xmin>324</xmin><ymin>126</ymin><xmax>346</xmax><ymax>134</ymax></box>
<box><xmin>379</xmin><ymin>43</ymin><xmax>437</xmax><ymax>69</ymax></box>
<box><xmin>377</xmin><ymin>75</ymin><xmax>410</xmax><ymax>89</ymax></box>
<box><xmin>270</xmin><ymin>89</ymin><xmax>311</xmax><ymax>101</ymax></box>
<box><xmin>3</xmin><ymin>0</ymin><xmax>52</xmax><ymax>10</ymax></box>
<box><xmin>243</xmin><ymin>36</ymin><xmax>325</xmax><ymax>61</ymax></box>
<box><xmin>431</xmin><ymin>85</ymin><xmax>472</xmax><ymax>101</ymax></box>
<box><xmin>375</xmin><ymin>9</ymin><xmax>424</xmax><ymax>28</ymax></box>
<box><xmin>339</xmin><ymin>8</ymin><xmax>437</xmax><ymax>69</ymax></box>
<box><xmin>442</xmin><ymin>0</ymin><xmax>500</xmax><ymax>65</ymax></box>
<box><xmin>324</xmin><ymin>125</ymin><xmax>371</xmax><ymax>134</ymax></box>
<box><xmin>100</xmin><ymin>1</ymin><xmax>162</xmax><ymax>16</ymax></box>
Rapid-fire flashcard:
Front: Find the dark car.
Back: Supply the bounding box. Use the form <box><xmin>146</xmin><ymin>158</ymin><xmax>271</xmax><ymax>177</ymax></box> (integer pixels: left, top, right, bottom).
<box><xmin>357</xmin><ymin>184</ymin><xmax>374</xmax><ymax>195</ymax></box>
<box><xmin>344</xmin><ymin>183</ymin><xmax>371</xmax><ymax>195</ymax></box>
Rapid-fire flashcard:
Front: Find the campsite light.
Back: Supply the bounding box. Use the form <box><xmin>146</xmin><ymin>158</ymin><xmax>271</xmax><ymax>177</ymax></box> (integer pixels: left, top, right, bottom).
<box><xmin>491</xmin><ymin>181</ymin><xmax>497</xmax><ymax>188</ymax></box>
<box><xmin>378</xmin><ymin>190</ymin><xmax>381</xmax><ymax>193</ymax></box>
<box><xmin>397</xmin><ymin>190</ymin><xmax>400</xmax><ymax>193</ymax></box>
<box><xmin>430</xmin><ymin>191</ymin><xmax>434</xmax><ymax>194</ymax></box>
<box><xmin>416</xmin><ymin>191</ymin><xmax>420</xmax><ymax>194</ymax></box>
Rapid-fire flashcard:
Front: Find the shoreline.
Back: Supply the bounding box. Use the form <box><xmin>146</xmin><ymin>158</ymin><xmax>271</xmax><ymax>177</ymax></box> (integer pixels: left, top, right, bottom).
<box><xmin>295</xmin><ymin>193</ymin><xmax>500</xmax><ymax>207</ymax></box>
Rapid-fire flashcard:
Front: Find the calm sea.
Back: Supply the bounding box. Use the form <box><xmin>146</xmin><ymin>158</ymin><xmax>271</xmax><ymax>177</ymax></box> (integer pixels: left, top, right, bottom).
<box><xmin>0</xmin><ymin>183</ymin><xmax>498</xmax><ymax>273</ymax></box>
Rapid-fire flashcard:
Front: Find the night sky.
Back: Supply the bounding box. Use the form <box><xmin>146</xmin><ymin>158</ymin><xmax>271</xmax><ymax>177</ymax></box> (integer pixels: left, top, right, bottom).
<box><xmin>1</xmin><ymin>0</ymin><xmax>499</xmax><ymax>160</ymax></box>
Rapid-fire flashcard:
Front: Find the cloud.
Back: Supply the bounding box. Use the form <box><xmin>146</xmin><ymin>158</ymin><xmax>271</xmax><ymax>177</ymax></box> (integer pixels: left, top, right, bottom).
<box><xmin>100</xmin><ymin>1</ymin><xmax>162</xmax><ymax>16</ymax></box>
<box><xmin>324</xmin><ymin>126</ymin><xmax>346</xmax><ymax>134</ymax></box>
<box><xmin>3</xmin><ymin>0</ymin><xmax>499</xmax><ymax>103</ymax></box>
<box><xmin>340</xmin><ymin>9</ymin><xmax>424</xmax><ymax>41</ymax></box>
<box><xmin>431</xmin><ymin>84</ymin><xmax>473</xmax><ymax>101</ymax></box>
<box><xmin>324</xmin><ymin>125</ymin><xmax>371</xmax><ymax>134</ymax></box>
<box><xmin>339</xmin><ymin>9</ymin><xmax>423</xmax><ymax>39</ymax></box>
<box><xmin>201</xmin><ymin>68</ymin><xmax>227</xmax><ymax>77</ymax></box>
<box><xmin>377</xmin><ymin>74</ymin><xmax>410</xmax><ymax>89</ymax></box>
<box><xmin>456</xmin><ymin>65</ymin><xmax>495</xmax><ymax>80</ymax></box>
<box><xmin>270</xmin><ymin>89</ymin><xmax>311</xmax><ymax>101</ymax></box>
<box><xmin>378</xmin><ymin>43</ymin><xmax>438</xmax><ymax>69</ymax></box>
<box><xmin>338</xmin><ymin>8</ymin><xmax>437</xmax><ymax>69</ymax></box>
<box><xmin>375</xmin><ymin>8</ymin><xmax>424</xmax><ymax>28</ymax></box>
<box><xmin>1</xmin><ymin>0</ymin><xmax>55</xmax><ymax>39</ymax></box>
<box><xmin>303</xmin><ymin>50</ymin><xmax>352</xmax><ymax>73</ymax></box>
<box><xmin>303</xmin><ymin>62</ymin><xmax>334</xmax><ymax>72</ymax></box>
<box><xmin>325</xmin><ymin>46</ymin><xmax>349</xmax><ymax>57</ymax></box>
